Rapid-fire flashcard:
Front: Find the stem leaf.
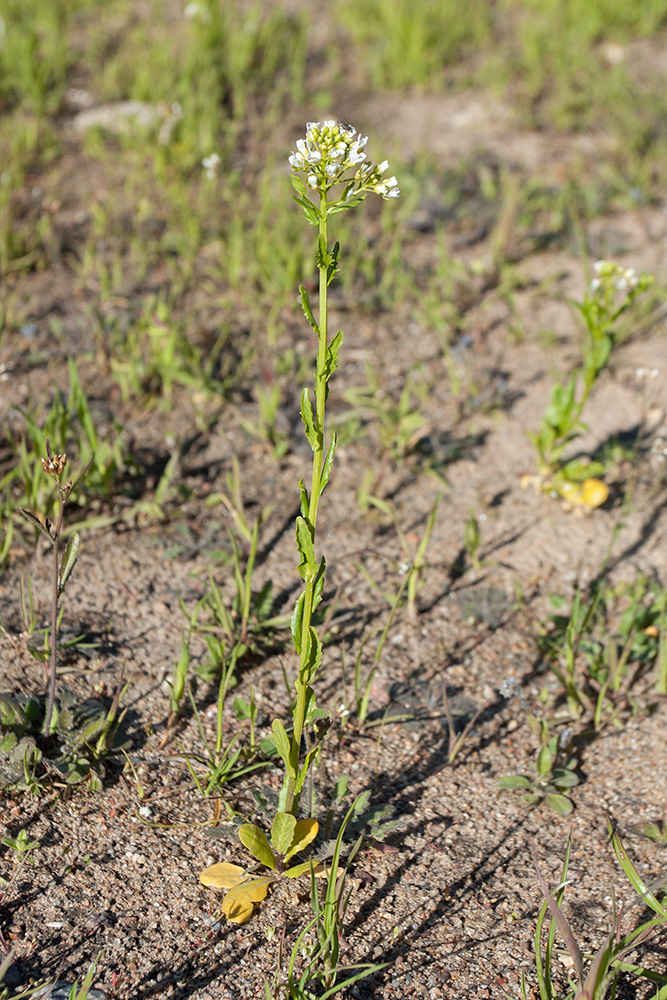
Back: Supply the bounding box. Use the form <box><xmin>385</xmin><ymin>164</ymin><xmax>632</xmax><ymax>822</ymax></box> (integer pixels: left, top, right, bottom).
<box><xmin>290</xmin><ymin>591</ymin><xmax>305</xmax><ymax>652</ymax></box>
<box><xmin>295</xmin><ymin>515</ymin><xmax>316</xmax><ymax>580</ymax></box>
<box><xmin>300</xmin><ymin>389</ymin><xmax>318</xmax><ymax>451</ymax></box>
<box><xmin>298</xmin><ymin>479</ymin><xmax>309</xmax><ymax>519</ymax></box>
<box><xmin>291</xmin><ymin>194</ymin><xmax>320</xmax><ymax>227</ymax></box>
<box><xmin>300</xmin><ymin>626</ymin><xmax>322</xmax><ymax>684</ymax></box>
<box><xmin>58</xmin><ymin>531</ymin><xmax>81</xmax><ymax>596</ymax></box>
<box><xmin>295</xmin><ymin>744</ymin><xmax>321</xmax><ymax>795</ymax></box>
<box><xmin>324</xmin><ymin>330</ymin><xmax>343</xmax><ymax>383</ymax></box>
<box><xmin>319</xmin><ymin>433</ymin><xmax>337</xmax><ymax>497</ymax></box>
<box><xmin>19</xmin><ymin>508</ymin><xmax>54</xmax><ymax>542</ymax></box>
<box><xmin>312</xmin><ymin>556</ymin><xmax>326</xmax><ymax>611</ymax></box>
<box><xmin>271</xmin><ymin>719</ymin><xmax>293</xmax><ymax>775</ymax></box>
<box><xmin>299</xmin><ymin>285</ymin><xmax>319</xmax><ymax>334</ymax></box>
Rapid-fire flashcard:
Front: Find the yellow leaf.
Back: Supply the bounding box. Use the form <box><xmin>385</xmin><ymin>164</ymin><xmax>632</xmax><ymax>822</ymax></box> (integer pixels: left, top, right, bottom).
<box><xmin>284</xmin><ymin>817</ymin><xmax>318</xmax><ymax>862</ymax></box>
<box><xmin>223</xmin><ymin>896</ymin><xmax>254</xmax><ymax>924</ymax></box>
<box><xmin>559</xmin><ymin>478</ymin><xmax>608</xmax><ymax>509</ymax></box>
<box><xmin>580</xmin><ymin>478</ymin><xmax>609</xmax><ymax>508</ymax></box>
<box><xmin>222</xmin><ymin>877</ymin><xmax>274</xmax><ymax>923</ymax></box>
<box><xmin>199</xmin><ymin>862</ymin><xmax>246</xmax><ymax>889</ymax></box>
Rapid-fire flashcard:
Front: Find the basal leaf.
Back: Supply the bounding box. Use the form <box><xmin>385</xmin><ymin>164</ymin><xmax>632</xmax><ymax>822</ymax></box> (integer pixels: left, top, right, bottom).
<box><xmin>222</xmin><ymin>877</ymin><xmax>274</xmax><ymax>923</ymax></box>
<box><xmin>498</xmin><ymin>774</ymin><xmax>532</xmax><ymax>790</ymax></box>
<box><xmin>271</xmin><ymin>812</ymin><xmax>296</xmax><ymax>855</ymax></box>
<box><xmin>580</xmin><ymin>478</ymin><xmax>609</xmax><ymax>508</ymax></box>
<box><xmin>239</xmin><ymin>823</ymin><xmax>276</xmax><ymax>869</ymax></box>
<box><xmin>545</xmin><ymin>793</ymin><xmax>574</xmax><ymax>815</ymax></box>
<box><xmin>284</xmin><ymin>817</ymin><xmax>318</xmax><ymax>861</ymax></box>
<box><xmin>199</xmin><ymin>862</ymin><xmax>246</xmax><ymax>889</ymax></box>
<box><xmin>536</xmin><ymin>745</ymin><xmax>554</xmax><ymax>777</ymax></box>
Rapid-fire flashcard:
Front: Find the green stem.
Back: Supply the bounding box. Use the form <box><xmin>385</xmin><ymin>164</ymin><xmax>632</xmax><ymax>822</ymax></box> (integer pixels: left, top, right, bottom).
<box><xmin>286</xmin><ymin>196</ymin><xmax>330</xmax><ymax>814</ymax></box>
<box><xmin>43</xmin><ymin>488</ymin><xmax>65</xmax><ymax>737</ymax></box>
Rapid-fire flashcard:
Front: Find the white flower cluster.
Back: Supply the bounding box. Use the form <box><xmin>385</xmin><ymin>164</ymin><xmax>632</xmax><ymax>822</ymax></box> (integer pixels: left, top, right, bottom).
<box><xmin>289</xmin><ymin>120</ymin><xmax>399</xmax><ymax>199</ymax></box>
<box><xmin>202</xmin><ymin>153</ymin><xmax>220</xmax><ymax>179</ymax></box>
<box><xmin>590</xmin><ymin>259</ymin><xmax>639</xmax><ymax>293</ymax></box>
<box><xmin>184</xmin><ymin>2</ymin><xmax>213</xmax><ymax>23</ymax></box>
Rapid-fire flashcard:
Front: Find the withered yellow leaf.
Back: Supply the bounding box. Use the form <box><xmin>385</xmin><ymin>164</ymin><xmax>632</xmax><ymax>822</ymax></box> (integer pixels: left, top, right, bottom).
<box><xmin>559</xmin><ymin>478</ymin><xmax>608</xmax><ymax>509</ymax></box>
<box><xmin>580</xmin><ymin>478</ymin><xmax>609</xmax><ymax>508</ymax></box>
<box><xmin>199</xmin><ymin>862</ymin><xmax>246</xmax><ymax>889</ymax></box>
<box><xmin>222</xmin><ymin>896</ymin><xmax>254</xmax><ymax>924</ymax></box>
<box><xmin>222</xmin><ymin>877</ymin><xmax>274</xmax><ymax>924</ymax></box>
<box><xmin>284</xmin><ymin>817</ymin><xmax>318</xmax><ymax>862</ymax></box>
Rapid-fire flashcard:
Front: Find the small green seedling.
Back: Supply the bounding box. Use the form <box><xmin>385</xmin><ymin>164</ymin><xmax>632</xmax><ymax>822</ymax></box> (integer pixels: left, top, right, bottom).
<box><xmin>1</xmin><ymin>828</ymin><xmax>39</xmax><ymax>858</ymax></box>
<box><xmin>178</xmin><ymin>683</ymin><xmax>265</xmax><ymax>798</ymax></box>
<box><xmin>464</xmin><ymin>512</ymin><xmax>482</xmax><ymax>572</ymax></box>
<box><xmin>498</xmin><ymin>719</ymin><xmax>579</xmax><ymax>815</ymax></box>
<box><xmin>641</xmin><ymin>820</ymin><xmax>667</xmax><ymax>847</ymax></box>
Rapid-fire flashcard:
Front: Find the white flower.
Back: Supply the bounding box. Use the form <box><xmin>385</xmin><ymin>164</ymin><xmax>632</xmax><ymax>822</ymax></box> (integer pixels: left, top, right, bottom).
<box><xmin>593</xmin><ymin>260</ymin><xmax>607</xmax><ymax>274</ymax></box>
<box><xmin>289</xmin><ymin>151</ymin><xmax>306</xmax><ymax>169</ymax></box>
<box><xmin>307</xmin><ymin>173</ymin><xmax>318</xmax><ymax>189</ymax></box>
<box><xmin>373</xmin><ymin>175</ymin><xmax>400</xmax><ymax>199</ymax></box>
<box><xmin>323</xmin><ymin>119</ymin><xmax>337</xmax><ymax>129</ymax></box>
<box><xmin>294</xmin><ymin>138</ymin><xmax>320</xmax><ymax>164</ymax></box>
<box><xmin>623</xmin><ymin>267</ymin><xmax>638</xmax><ymax>288</ymax></box>
<box><xmin>590</xmin><ymin>277</ymin><xmax>601</xmax><ymax>291</ymax></box>
<box><xmin>202</xmin><ymin>153</ymin><xmax>220</xmax><ymax>179</ymax></box>
<box><xmin>377</xmin><ymin>159</ymin><xmax>389</xmax><ymax>173</ymax></box>
<box><xmin>347</xmin><ymin>140</ymin><xmax>367</xmax><ymax>165</ymax></box>
<box><xmin>325</xmin><ymin>164</ymin><xmax>339</xmax><ymax>178</ymax></box>
<box><xmin>184</xmin><ymin>2</ymin><xmax>212</xmax><ymax>22</ymax></box>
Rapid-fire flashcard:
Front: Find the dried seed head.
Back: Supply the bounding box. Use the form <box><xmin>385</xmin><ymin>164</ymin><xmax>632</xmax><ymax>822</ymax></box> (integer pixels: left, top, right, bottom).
<box><xmin>41</xmin><ymin>453</ymin><xmax>67</xmax><ymax>477</ymax></box>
